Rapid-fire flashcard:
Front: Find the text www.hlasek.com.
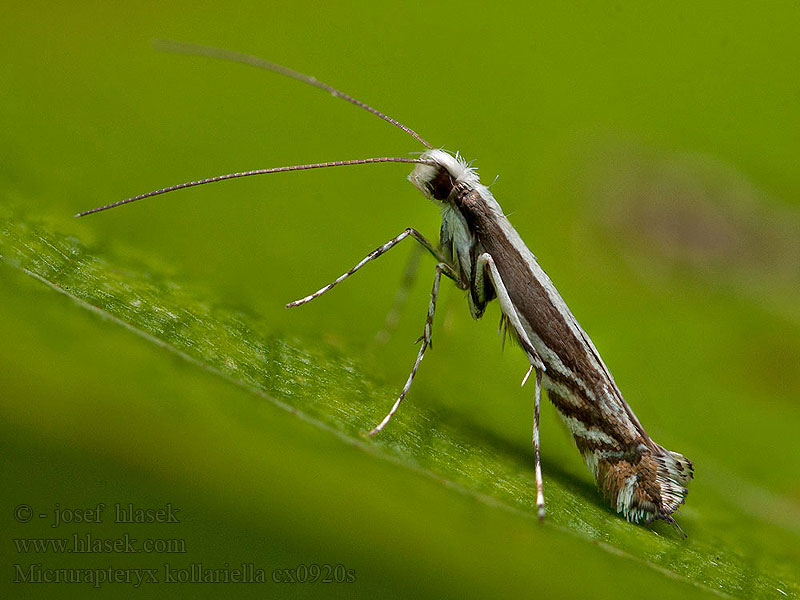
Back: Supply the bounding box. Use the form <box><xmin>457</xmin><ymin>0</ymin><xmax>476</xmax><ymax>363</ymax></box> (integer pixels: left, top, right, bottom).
<box><xmin>14</xmin><ymin>533</ymin><xmax>185</xmax><ymax>555</ymax></box>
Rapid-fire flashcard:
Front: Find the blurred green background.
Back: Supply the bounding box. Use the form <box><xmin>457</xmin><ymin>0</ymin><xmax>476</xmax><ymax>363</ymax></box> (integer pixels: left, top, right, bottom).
<box><xmin>2</xmin><ymin>2</ymin><xmax>799</xmax><ymax>598</ymax></box>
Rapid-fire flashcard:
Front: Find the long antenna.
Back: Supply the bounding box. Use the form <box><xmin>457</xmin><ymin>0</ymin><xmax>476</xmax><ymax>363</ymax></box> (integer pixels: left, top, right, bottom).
<box><xmin>75</xmin><ymin>157</ymin><xmax>433</xmax><ymax>217</ymax></box>
<box><xmin>153</xmin><ymin>39</ymin><xmax>433</xmax><ymax>149</ymax></box>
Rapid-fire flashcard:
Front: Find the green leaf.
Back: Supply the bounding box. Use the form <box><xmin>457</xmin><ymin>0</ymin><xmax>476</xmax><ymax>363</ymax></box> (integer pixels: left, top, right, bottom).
<box><xmin>3</xmin><ymin>4</ymin><xmax>800</xmax><ymax>597</ymax></box>
<box><xmin>2</xmin><ymin>201</ymin><xmax>797</xmax><ymax>599</ymax></box>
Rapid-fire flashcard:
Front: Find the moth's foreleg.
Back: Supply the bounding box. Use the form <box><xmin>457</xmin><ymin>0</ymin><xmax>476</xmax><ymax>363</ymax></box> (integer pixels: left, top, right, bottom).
<box><xmin>286</xmin><ymin>228</ymin><xmax>458</xmax><ymax>308</ymax></box>
<box><xmin>476</xmin><ymin>252</ymin><xmax>547</xmax><ymax>520</ymax></box>
<box><xmin>369</xmin><ymin>262</ymin><xmax>448</xmax><ymax>436</ymax></box>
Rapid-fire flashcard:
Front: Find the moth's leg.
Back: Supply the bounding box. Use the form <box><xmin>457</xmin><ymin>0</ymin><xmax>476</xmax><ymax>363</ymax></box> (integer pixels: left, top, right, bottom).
<box><xmin>467</xmin><ymin>251</ymin><xmax>492</xmax><ymax>319</ymax></box>
<box><xmin>369</xmin><ymin>262</ymin><xmax>448</xmax><ymax>436</ymax></box>
<box><xmin>518</xmin><ymin>365</ymin><xmax>545</xmax><ymax>519</ymax></box>
<box><xmin>533</xmin><ymin>368</ymin><xmax>545</xmax><ymax>520</ymax></box>
<box><xmin>373</xmin><ymin>243</ymin><xmax>424</xmax><ymax>344</ymax></box>
<box><xmin>474</xmin><ymin>253</ymin><xmax>544</xmax><ymax>371</ymax></box>
<box><xmin>476</xmin><ymin>252</ymin><xmax>547</xmax><ymax>519</ymax></box>
<box><xmin>286</xmin><ymin>228</ymin><xmax>459</xmax><ymax>308</ymax></box>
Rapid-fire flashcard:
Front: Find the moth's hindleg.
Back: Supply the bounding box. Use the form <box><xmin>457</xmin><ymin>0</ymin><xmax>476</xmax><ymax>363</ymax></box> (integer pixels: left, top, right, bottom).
<box><xmin>476</xmin><ymin>252</ymin><xmax>547</xmax><ymax>519</ymax></box>
<box><xmin>532</xmin><ymin>368</ymin><xmax>545</xmax><ymax>520</ymax></box>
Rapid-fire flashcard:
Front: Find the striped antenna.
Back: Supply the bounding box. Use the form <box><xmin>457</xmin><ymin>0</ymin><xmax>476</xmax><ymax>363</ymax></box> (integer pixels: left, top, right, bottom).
<box><xmin>152</xmin><ymin>39</ymin><xmax>433</xmax><ymax>149</ymax></box>
<box><xmin>75</xmin><ymin>157</ymin><xmax>433</xmax><ymax>217</ymax></box>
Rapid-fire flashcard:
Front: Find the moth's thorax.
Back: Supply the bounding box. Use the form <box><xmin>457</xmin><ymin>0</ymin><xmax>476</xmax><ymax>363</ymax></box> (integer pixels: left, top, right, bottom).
<box><xmin>408</xmin><ymin>149</ymin><xmax>480</xmax><ymax>203</ymax></box>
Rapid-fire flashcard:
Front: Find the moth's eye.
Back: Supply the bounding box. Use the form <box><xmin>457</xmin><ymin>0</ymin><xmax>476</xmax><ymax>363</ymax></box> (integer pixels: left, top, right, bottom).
<box><xmin>426</xmin><ymin>168</ymin><xmax>454</xmax><ymax>201</ymax></box>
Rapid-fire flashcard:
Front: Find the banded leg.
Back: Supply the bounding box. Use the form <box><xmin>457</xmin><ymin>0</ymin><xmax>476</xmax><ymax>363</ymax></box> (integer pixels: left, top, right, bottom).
<box><xmin>369</xmin><ymin>263</ymin><xmax>447</xmax><ymax>436</ymax></box>
<box><xmin>286</xmin><ymin>228</ymin><xmax>458</xmax><ymax>308</ymax></box>
<box><xmin>476</xmin><ymin>252</ymin><xmax>546</xmax><ymax>519</ymax></box>
<box><xmin>532</xmin><ymin>368</ymin><xmax>545</xmax><ymax>520</ymax></box>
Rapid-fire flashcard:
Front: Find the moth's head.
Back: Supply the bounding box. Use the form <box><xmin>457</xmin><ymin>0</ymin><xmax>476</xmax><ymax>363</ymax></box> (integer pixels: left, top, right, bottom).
<box><xmin>409</xmin><ymin>149</ymin><xmax>478</xmax><ymax>204</ymax></box>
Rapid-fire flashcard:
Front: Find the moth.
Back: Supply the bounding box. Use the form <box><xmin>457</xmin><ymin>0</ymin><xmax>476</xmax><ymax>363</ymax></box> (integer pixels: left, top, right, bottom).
<box><xmin>78</xmin><ymin>41</ymin><xmax>693</xmax><ymax>531</ymax></box>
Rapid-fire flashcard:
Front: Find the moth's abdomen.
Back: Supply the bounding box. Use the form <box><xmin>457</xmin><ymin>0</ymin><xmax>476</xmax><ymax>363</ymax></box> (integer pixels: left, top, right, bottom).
<box><xmin>594</xmin><ymin>445</ymin><xmax>693</xmax><ymax>524</ymax></box>
<box><xmin>547</xmin><ymin>386</ymin><xmax>692</xmax><ymax>524</ymax></box>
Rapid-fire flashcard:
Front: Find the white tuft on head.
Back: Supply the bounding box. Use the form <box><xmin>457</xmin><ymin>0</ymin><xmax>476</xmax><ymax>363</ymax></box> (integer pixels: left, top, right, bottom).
<box><xmin>408</xmin><ymin>149</ymin><xmax>479</xmax><ymax>200</ymax></box>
